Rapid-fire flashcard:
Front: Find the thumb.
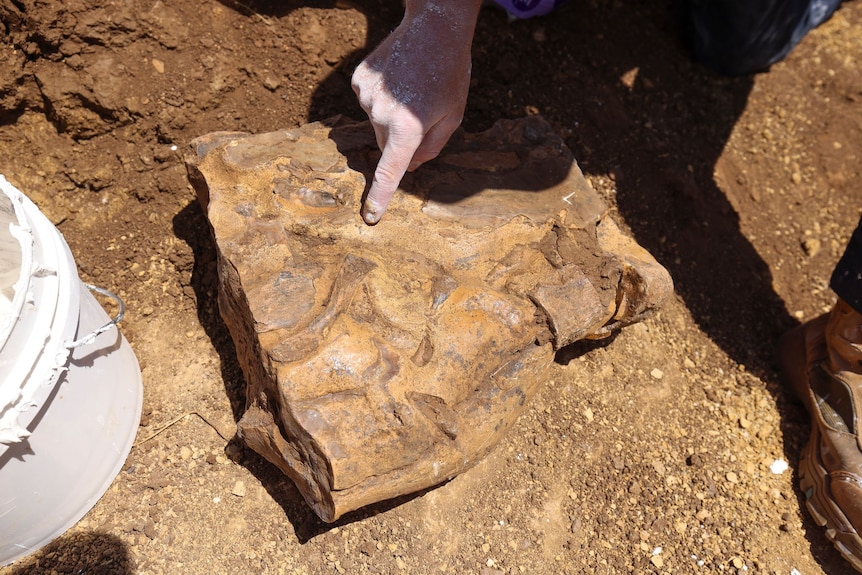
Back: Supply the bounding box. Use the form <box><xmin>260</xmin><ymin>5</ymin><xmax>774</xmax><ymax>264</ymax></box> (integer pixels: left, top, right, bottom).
<box><xmin>362</xmin><ymin>129</ymin><xmax>422</xmax><ymax>225</ymax></box>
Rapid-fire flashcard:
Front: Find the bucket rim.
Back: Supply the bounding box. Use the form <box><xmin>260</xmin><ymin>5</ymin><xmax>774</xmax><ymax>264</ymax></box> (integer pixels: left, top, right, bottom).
<box><xmin>0</xmin><ymin>177</ymin><xmax>80</xmax><ymax>448</ymax></box>
<box><xmin>0</xmin><ymin>178</ymin><xmax>34</xmax><ymax>353</ymax></box>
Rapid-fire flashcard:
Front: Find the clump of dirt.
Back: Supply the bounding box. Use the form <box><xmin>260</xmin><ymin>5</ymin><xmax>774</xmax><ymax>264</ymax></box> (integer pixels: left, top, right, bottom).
<box><xmin>0</xmin><ymin>0</ymin><xmax>860</xmax><ymax>573</ymax></box>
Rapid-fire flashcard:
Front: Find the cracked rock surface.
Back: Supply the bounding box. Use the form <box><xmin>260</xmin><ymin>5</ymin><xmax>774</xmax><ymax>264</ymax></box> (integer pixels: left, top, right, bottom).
<box><xmin>187</xmin><ymin>116</ymin><xmax>672</xmax><ymax>521</ymax></box>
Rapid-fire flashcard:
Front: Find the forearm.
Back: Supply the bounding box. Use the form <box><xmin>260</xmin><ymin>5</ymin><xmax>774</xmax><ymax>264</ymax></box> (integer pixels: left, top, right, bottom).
<box><xmin>402</xmin><ymin>0</ymin><xmax>483</xmax><ymax>46</ymax></box>
<box><xmin>404</xmin><ymin>0</ymin><xmax>484</xmax><ymax>22</ymax></box>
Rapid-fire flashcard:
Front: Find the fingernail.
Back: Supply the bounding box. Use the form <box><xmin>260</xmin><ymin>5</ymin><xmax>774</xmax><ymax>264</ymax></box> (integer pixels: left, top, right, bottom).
<box><xmin>362</xmin><ymin>206</ymin><xmax>381</xmax><ymax>225</ymax></box>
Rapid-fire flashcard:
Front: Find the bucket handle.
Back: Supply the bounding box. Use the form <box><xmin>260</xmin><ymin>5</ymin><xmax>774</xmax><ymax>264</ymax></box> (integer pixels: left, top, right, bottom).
<box><xmin>65</xmin><ymin>284</ymin><xmax>126</xmax><ymax>349</ymax></box>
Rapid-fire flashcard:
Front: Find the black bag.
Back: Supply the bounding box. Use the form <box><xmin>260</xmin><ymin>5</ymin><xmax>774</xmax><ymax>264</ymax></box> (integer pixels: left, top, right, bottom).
<box><xmin>676</xmin><ymin>0</ymin><xmax>843</xmax><ymax>75</ymax></box>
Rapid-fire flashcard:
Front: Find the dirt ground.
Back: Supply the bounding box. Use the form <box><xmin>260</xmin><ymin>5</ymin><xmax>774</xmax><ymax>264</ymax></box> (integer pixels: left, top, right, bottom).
<box><xmin>1</xmin><ymin>0</ymin><xmax>861</xmax><ymax>573</ymax></box>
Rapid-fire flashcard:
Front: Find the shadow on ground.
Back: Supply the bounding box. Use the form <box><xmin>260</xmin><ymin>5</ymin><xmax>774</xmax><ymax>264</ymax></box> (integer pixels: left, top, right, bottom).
<box><xmin>4</xmin><ymin>532</ymin><xmax>132</xmax><ymax>575</ymax></box>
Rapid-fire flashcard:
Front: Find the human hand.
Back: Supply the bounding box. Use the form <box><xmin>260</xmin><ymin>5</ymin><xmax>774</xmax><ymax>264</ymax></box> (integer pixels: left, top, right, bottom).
<box><xmin>351</xmin><ymin>0</ymin><xmax>482</xmax><ymax>224</ymax></box>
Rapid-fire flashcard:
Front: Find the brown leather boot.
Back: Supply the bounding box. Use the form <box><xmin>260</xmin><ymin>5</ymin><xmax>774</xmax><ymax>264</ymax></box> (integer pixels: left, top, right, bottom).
<box><xmin>779</xmin><ymin>298</ymin><xmax>862</xmax><ymax>572</ymax></box>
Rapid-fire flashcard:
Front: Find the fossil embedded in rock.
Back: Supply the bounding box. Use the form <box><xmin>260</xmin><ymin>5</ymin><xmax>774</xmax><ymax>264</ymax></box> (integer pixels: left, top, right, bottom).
<box><xmin>187</xmin><ymin>116</ymin><xmax>672</xmax><ymax>522</ymax></box>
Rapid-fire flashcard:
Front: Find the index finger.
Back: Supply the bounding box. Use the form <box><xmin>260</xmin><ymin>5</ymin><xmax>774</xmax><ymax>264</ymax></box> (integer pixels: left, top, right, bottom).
<box><xmin>362</xmin><ymin>128</ymin><xmax>423</xmax><ymax>225</ymax></box>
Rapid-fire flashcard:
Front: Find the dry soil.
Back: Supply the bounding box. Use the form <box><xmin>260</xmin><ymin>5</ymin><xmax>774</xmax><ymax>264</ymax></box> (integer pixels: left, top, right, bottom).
<box><xmin>1</xmin><ymin>1</ymin><xmax>861</xmax><ymax>574</ymax></box>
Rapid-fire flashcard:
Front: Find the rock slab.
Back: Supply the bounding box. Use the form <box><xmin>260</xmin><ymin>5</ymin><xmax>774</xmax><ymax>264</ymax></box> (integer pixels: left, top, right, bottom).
<box><xmin>186</xmin><ymin>116</ymin><xmax>672</xmax><ymax>522</ymax></box>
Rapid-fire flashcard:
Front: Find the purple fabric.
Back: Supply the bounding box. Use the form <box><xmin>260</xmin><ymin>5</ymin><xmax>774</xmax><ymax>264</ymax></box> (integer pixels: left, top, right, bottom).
<box><xmin>492</xmin><ymin>0</ymin><xmax>568</xmax><ymax>19</ymax></box>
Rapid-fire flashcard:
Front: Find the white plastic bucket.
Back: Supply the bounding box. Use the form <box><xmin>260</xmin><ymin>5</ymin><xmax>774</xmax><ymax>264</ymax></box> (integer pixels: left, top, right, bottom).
<box><xmin>0</xmin><ymin>176</ymin><xmax>143</xmax><ymax>566</ymax></box>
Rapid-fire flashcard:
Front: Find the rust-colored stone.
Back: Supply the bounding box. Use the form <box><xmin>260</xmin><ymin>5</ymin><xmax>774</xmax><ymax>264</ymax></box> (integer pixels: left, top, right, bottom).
<box><xmin>186</xmin><ymin>116</ymin><xmax>672</xmax><ymax>522</ymax></box>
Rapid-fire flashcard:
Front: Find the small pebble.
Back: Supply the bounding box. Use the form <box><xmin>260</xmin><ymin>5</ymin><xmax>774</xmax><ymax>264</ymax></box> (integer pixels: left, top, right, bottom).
<box><xmin>263</xmin><ymin>76</ymin><xmax>281</xmax><ymax>91</ymax></box>
<box><xmin>802</xmin><ymin>238</ymin><xmax>821</xmax><ymax>257</ymax></box>
<box><xmin>231</xmin><ymin>480</ymin><xmax>246</xmax><ymax>497</ymax></box>
<box><xmin>650</xmin><ymin>368</ymin><xmax>664</xmax><ymax>380</ymax></box>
